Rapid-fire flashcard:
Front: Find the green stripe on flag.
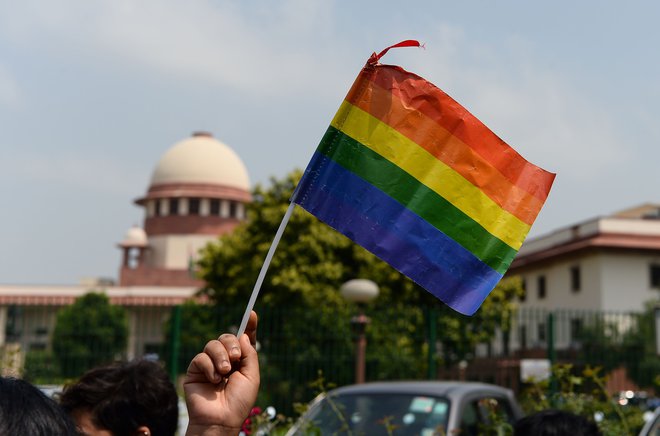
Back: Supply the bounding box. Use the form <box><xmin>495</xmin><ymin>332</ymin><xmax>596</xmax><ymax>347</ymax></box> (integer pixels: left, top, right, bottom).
<box><xmin>317</xmin><ymin>126</ymin><xmax>517</xmax><ymax>274</ymax></box>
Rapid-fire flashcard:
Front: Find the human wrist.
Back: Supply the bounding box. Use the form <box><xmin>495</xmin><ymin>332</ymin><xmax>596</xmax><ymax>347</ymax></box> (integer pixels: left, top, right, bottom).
<box><xmin>185</xmin><ymin>424</ymin><xmax>242</xmax><ymax>436</ymax></box>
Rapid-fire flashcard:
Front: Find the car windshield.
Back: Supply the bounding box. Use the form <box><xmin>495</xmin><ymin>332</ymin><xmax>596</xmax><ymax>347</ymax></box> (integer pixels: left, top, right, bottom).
<box><xmin>298</xmin><ymin>392</ymin><xmax>450</xmax><ymax>435</ymax></box>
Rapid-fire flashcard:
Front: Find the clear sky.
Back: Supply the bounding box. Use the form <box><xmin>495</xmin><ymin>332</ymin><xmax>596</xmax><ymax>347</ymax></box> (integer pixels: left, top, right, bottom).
<box><xmin>1</xmin><ymin>1</ymin><xmax>658</xmax><ymax>285</ymax></box>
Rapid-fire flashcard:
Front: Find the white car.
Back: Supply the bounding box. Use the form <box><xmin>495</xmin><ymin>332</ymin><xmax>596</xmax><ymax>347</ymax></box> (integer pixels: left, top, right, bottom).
<box><xmin>640</xmin><ymin>407</ymin><xmax>660</xmax><ymax>436</ymax></box>
<box><xmin>286</xmin><ymin>381</ymin><xmax>523</xmax><ymax>436</ymax></box>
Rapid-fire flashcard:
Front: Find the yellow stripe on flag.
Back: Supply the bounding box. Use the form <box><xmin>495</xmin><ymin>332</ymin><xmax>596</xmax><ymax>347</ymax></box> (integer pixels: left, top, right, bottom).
<box><xmin>332</xmin><ymin>100</ymin><xmax>530</xmax><ymax>250</ymax></box>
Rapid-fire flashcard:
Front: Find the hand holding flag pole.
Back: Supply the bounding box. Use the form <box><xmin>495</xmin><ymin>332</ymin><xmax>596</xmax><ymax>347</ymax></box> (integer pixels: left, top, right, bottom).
<box><xmin>237</xmin><ymin>39</ymin><xmax>554</xmax><ymax>335</ymax></box>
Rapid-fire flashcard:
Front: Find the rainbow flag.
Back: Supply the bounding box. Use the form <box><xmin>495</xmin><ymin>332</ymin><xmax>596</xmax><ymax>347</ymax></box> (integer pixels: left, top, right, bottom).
<box><xmin>292</xmin><ymin>41</ymin><xmax>555</xmax><ymax>315</ymax></box>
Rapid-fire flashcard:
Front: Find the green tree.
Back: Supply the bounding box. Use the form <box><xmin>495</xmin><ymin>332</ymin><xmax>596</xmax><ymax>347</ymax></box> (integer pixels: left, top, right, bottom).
<box><xmin>622</xmin><ymin>300</ymin><xmax>660</xmax><ymax>390</ymax></box>
<box><xmin>197</xmin><ymin>170</ymin><xmax>522</xmax><ymax>411</ymax></box>
<box><xmin>162</xmin><ymin>301</ymin><xmax>235</xmax><ymax>377</ymax></box>
<box><xmin>53</xmin><ymin>292</ymin><xmax>128</xmax><ymax>378</ymax></box>
<box><xmin>432</xmin><ymin>275</ymin><xmax>523</xmax><ymax>368</ymax></box>
<box><xmin>23</xmin><ymin>350</ymin><xmax>61</xmax><ymax>384</ymax></box>
<box><xmin>576</xmin><ymin>299</ymin><xmax>660</xmax><ymax>390</ymax></box>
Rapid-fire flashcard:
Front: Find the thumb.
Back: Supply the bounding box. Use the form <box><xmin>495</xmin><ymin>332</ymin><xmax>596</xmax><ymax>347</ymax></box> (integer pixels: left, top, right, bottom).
<box><xmin>239</xmin><ymin>333</ymin><xmax>260</xmax><ymax>384</ymax></box>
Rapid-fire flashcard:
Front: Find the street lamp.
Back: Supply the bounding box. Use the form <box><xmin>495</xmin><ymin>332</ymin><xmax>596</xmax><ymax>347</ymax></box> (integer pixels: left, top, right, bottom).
<box><xmin>340</xmin><ymin>279</ymin><xmax>379</xmax><ymax>384</ymax></box>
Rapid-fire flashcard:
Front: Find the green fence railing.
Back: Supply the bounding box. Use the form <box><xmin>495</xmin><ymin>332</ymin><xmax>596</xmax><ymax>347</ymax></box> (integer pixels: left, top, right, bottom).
<box><xmin>1</xmin><ymin>302</ymin><xmax>656</xmax><ymax>417</ymax></box>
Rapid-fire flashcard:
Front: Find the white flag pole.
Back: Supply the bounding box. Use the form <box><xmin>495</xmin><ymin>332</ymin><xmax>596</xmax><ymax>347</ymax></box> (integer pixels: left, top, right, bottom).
<box><xmin>237</xmin><ymin>201</ymin><xmax>296</xmax><ymax>337</ymax></box>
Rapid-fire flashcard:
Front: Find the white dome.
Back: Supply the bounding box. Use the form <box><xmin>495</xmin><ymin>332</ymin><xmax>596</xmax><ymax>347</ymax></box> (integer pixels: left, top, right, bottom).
<box><xmin>121</xmin><ymin>226</ymin><xmax>148</xmax><ymax>247</ymax></box>
<box><xmin>150</xmin><ymin>132</ymin><xmax>250</xmax><ymax>190</ymax></box>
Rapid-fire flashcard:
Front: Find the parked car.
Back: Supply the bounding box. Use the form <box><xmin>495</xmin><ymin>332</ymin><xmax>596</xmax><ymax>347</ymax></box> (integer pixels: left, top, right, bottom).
<box><xmin>286</xmin><ymin>381</ymin><xmax>524</xmax><ymax>436</ymax></box>
<box><xmin>37</xmin><ymin>384</ymin><xmax>62</xmax><ymax>399</ymax></box>
<box><xmin>639</xmin><ymin>407</ymin><xmax>660</xmax><ymax>436</ymax></box>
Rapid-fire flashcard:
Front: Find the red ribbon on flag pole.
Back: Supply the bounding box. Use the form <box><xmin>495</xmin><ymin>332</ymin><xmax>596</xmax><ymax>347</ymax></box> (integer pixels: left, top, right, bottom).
<box><xmin>368</xmin><ymin>39</ymin><xmax>423</xmax><ymax>64</ymax></box>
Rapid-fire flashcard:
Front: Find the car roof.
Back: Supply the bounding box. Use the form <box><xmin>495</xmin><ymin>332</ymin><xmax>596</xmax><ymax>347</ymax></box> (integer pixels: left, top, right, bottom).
<box><xmin>328</xmin><ymin>381</ymin><xmax>514</xmax><ymax>400</ymax></box>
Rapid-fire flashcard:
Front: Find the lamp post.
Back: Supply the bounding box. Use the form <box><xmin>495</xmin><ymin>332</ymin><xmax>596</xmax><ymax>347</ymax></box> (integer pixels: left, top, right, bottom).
<box><xmin>340</xmin><ymin>279</ymin><xmax>379</xmax><ymax>384</ymax></box>
<box><xmin>654</xmin><ymin>305</ymin><xmax>660</xmax><ymax>356</ymax></box>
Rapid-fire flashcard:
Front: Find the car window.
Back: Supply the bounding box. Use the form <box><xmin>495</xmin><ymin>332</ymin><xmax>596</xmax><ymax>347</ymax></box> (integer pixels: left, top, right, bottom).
<box><xmin>642</xmin><ymin>411</ymin><xmax>660</xmax><ymax>436</ymax></box>
<box><xmin>459</xmin><ymin>397</ymin><xmax>516</xmax><ymax>436</ymax></box>
<box><xmin>477</xmin><ymin>397</ymin><xmax>516</xmax><ymax>424</ymax></box>
<box><xmin>459</xmin><ymin>402</ymin><xmax>480</xmax><ymax>435</ymax></box>
<box><xmin>296</xmin><ymin>392</ymin><xmax>450</xmax><ymax>435</ymax></box>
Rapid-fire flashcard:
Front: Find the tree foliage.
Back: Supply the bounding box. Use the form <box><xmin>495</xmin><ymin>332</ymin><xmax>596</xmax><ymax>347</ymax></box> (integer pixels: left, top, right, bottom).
<box><xmin>198</xmin><ymin>170</ymin><xmax>521</xmax><ymax>333</ymax></box>
<box><xmin>162</xmin><ymin>301</ymin><xmax>239</xmax><ymax>377</ymax></box>
<box><xmin>52</xmin><ymin>292</ymin><xmax>128</xmax><ymax>378</ymax></box>
<box><xmin>520</xmin><ymin>364</ymin><xmax>646</xmax><ymax>436</ymax></box>
<box><xmin>196</xmin><ymin>170</ymin><xmax>523</xmax><ymax>411</ymax></box>
<box><xmin>577</xmin><ymin>299</ymin><xmax>660</xmax><ymax>390</ymax></box>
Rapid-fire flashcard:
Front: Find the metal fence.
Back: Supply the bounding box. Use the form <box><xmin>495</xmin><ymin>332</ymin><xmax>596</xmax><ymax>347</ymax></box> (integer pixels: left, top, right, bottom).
<box><xmin>0</xmin><ymin>302</ymin><xmax>657</xmax><ymax>416</ymax></box>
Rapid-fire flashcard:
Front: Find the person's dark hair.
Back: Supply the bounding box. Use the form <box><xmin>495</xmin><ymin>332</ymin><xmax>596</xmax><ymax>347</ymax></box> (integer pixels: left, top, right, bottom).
<box><xmin>0</xmin><ymin>376</ymin><xmax>78</xmax><ymax>436</ymax></box>
<box><xmin>58</xmin><ymin>359</ymin><xmax>179</xmax><ymax>436</ymax></box>
<box><xmin>514</xmin><ymin>409</ymin><xmax>601</xmax><ymax>436</ymax></box>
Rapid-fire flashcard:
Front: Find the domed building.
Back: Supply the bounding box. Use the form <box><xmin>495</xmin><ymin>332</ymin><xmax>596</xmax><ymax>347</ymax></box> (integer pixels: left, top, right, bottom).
<box><xmin>0</xmin><ymin>132</ymin><xmax>253</xmax><ymax>365</ymax></box>
<box><xmin>119</xmin><ymin>131</ymin><xmax>251</xmax><ymax>287</ymax></box>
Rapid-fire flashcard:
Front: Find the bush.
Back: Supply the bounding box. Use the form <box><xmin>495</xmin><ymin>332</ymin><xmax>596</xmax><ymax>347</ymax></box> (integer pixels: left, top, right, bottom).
<box><xmin>23</xmin><ymin>350</ymin><xmax>62</xmax><ymax>384</ymax></box>
<box><xmin>519</xmin><ymin>364</ymin><xmax>646</xmax><ymax>436</ymax></box>
<box><xmin>52</xmin><ymin>292</ymin><xmax>128</xmax><ymax>378</ymax></box>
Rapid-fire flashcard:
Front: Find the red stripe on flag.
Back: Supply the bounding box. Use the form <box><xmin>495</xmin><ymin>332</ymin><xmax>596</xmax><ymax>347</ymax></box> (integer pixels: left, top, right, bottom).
<box><xmin>344</xmin><ymin>73</ymin><xmax>545</xmax><ymax>226</ymax></box>
<box><xmin>360</xmin><ymin>65</ymin><xmax>555</xmax><ymax>202</ymax></box>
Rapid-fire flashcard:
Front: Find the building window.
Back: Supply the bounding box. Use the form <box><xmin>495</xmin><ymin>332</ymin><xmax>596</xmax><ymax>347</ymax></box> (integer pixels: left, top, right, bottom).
<box><xmin>519</xmin><ymin>325</ymin><xmax>527</xmax><ymax>350</ymax></box>
<box><xmin>210</xmin><ymin>199</ymin><xmax>220</xmax><ymax>216</ymax></box>
<box><xmin>189</xmin><ymin>198</ymin><xmax>200</xmax><ymax>215</ymax></box>
<box><xmin>169</xmin><ymin>198</ymin><xmax>179</xmax><ymax>215</ymax></box>
<box><xmin>229</xmin><ymin>201</ymin><xmax>237</xmax><ymax>218</ymax></box>
<box><xmin>537</xmin><ymin>322</ymin><xmax>546</xmax><ymax>342</ymax></box>
<box><xmin>6</xmin><ymin>305</ymin><xmax>22</xmax><ymax>340</ymax></box>
<box><xmin>537</xmin><ymin>275</ymin><xmax>546</xmax><ymax>300</ymax></box>
<box><xmin>570</xmin><ymin>318</ymin><xmax>583</xmax><ymax>343</ymax></box>
<box><xmin>650</xmin><ymin>264</ymin><xmax>660</xmax><ymax>289</ymax></box>
<box><xmin>34</xmin><ymin>327</ymin><xmax>48</xmax><ymax>336</ymax></box>
<box><xmin>570</xmin><ymin>265</ymin><xmax>581</xmax><ymax>292</ymax></box>
<box><xmin>520</xmin><ymin>278</ymin><xmax>527</xmax><ymax>302</ymax></box>
<box><xmin>154</xmin><ymin>199</ymin><xmax>162</xmax><ymax>216</ymax></box>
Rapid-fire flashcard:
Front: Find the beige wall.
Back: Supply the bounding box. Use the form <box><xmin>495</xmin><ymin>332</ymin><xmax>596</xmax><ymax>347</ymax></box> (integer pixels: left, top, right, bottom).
<box><xmin>518</xmin><ymin>250</ymin><xmax>660</xmax><ymax>312</ymax></box>
<box><xmin>519</xmin><ymin>252</ymin><xmax>603</xmax><ymax>310</ymax></box>
<box><xmin>600</xmin><ymin>252</ymin><xmax>660</xmax><ymax>311</ymax></box>
<box><xmin>147</xmin><ymin>234</ymin><xmax>216</xmax><ymax>269</ymax></box>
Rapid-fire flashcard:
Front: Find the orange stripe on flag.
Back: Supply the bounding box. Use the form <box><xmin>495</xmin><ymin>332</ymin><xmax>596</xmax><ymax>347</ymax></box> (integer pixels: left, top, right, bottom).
<box><xmin>345</xmin><ymin>77</ymin><xmax>545</xmax><ymax>226</ymax></box>
<box><xmin>358</xmin><ymin>65</ymin><xmax>555</xmax><ymax>202</ymax></box>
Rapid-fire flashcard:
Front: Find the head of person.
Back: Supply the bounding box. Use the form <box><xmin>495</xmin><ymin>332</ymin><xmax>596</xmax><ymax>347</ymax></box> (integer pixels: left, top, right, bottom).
<box><xmin>0</xmin><ymin>376</ymin><xmax>78</xmax><ymax>436</ymax></box>
<box><xmin>514</xmin><ymin>409</ymin><xmax>601</xmax><ymax>436</ymax></box>
<box><xmin>58</xmin><ymin>359</ymin><xmax>179</xmax><ymax>436</ymax></box>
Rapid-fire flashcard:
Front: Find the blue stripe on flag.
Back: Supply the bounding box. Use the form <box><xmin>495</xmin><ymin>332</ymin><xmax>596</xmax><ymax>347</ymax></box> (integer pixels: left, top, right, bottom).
<box><xmin>293</xmin><ymin>152</ymin><xmax>503</xmax><ymax>315</ymax></box>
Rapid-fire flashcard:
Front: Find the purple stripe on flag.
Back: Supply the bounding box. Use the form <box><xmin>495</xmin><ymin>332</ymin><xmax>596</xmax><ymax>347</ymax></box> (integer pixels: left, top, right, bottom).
<box><xmin>293</xmin><ymin>153</ymin><xmax>503</xmax><ymax>315</ymax></box>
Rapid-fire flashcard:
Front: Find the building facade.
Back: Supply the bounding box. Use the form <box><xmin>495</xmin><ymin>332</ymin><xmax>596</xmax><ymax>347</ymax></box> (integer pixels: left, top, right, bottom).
<box><xmin>490</xmin><ymin>204</ymin><xmax>660</xmax><ymax>361</ymax></box>
<box><xmin>0</xmin><ymin>132</ymin><xmax>251</xmax><ymax>369</ymax></box>
<box><xmin>120</xmin><ymin>131</ymin><xmax>251</xmax><ymax>287</ymax></box>
<box><xmin>510</xmin><ymin>203</ymin><xmax>660</xmax><ymax>312</ymax></box>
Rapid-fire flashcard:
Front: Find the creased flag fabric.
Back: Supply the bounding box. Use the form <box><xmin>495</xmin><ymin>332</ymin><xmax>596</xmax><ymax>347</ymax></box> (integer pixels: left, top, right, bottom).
<box><xmin>292</xmin><ymin>42</ymin><xmax>555</xmax><ymax>315</ymax></box>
